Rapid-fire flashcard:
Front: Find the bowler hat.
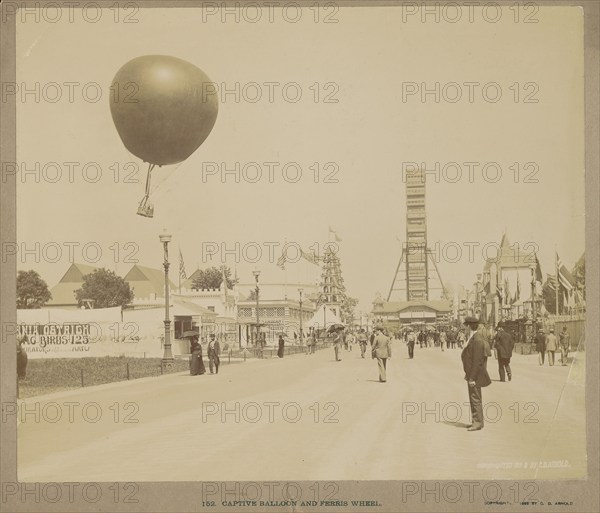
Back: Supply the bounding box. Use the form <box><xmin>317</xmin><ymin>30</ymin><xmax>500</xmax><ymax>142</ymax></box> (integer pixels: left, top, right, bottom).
<box><xmin>463</xmin><ymin>316</ymin><xmax>480</xmax><ymax>325</ymax></box>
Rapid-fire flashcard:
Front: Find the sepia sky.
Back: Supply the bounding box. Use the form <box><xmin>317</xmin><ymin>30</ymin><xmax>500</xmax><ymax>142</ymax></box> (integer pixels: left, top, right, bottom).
<box><xmin>15</xmin><ymin>5</ymin><xmax>584</xmax><ymax>311</ymax></box>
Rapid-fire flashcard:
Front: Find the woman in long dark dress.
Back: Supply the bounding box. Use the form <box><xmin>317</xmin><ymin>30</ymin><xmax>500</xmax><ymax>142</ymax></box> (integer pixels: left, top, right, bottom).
<box><xmin>189</xmin><ymin>335</ymin><xmax>206</xmax><ymax>375</ymax></box>
<box><xmin>277</xmin><ymin>335</ymin><xmax>285</xmax><ymax>358</ymax></box>
<box><xmin>17</xmin><ymin>335</ymin><xmax>28</xmax><ymax>379</ymax></box>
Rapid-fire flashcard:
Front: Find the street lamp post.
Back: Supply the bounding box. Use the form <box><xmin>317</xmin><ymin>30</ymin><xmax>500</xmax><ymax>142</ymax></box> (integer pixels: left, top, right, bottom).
<box><xmin>159</xmin><ymin>231</ymin><xmax>174</xmax><ymax>370</ymax></box>
<box><xmin>320</xmin><ymin>293</ymin><xmax>328</xmax><ymax>332</ymax></box>
<box><xmin>253</xmin><ymin>269</ymin><xmax>260</xmax><ymax>351</ymax></box>
<box><xmin>298</xmin><ymin>288</ymin><xmax>303</xmax><ymax>343</ymax></box>
<box><xmin>530</xmin><ymin>266</ymin><xmax>537</xmax><ymax>339</ymax></box>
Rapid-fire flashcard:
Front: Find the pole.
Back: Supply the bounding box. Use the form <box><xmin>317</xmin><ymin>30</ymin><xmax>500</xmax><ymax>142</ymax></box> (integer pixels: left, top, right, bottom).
<box><xmin>299</xmin><ymin>289</ymin><xmax>303</xmax><ymax>342</ymax></box>
<box><xmin>555</xmin><ymin>251</ymin><xmax>560</xmax><ymax>316</ymax></box>
<box><xmin>162</xmin><ymin>238</ymin><xmax>174</xmax><ymax>369</ymax></box>
<box><xmin>531</xmin><ymin>267</ymin><xmax>536</xmax><ymax>338</ymax></box>
<box><xmin>255</xmin><ymin>273</ymin><xmax>260</xmax><ymax>354</ymax></box>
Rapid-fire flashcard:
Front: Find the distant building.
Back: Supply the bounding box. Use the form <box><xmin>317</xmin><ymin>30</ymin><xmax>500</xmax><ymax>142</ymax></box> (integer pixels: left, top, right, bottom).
<box><xmin>372</xmin><ymin>295</ymin><xmax>452</xmax><ymax>329</ymax></box>
<box><xmin>237</xmin><ymin>297</ymin><xmax>315</xmax><ymax>347</ymax></box>
<box><xmin>173</xmin><ymin>275</ymin><xmax>239</xmax><ymax>348</ymax></box>
<box><xmin>480</xmin><ymin>233</ymin><xmax>537</xmax><ymax>325</ymax></box>
<box><xmin>318</xmin><ymin>245</ymin><xmax>346</xmax><ymax>319</ymax></box>
<box><xmin>46</xmin><ymin>263</ymin><xmax>100</xmax><ymax>308</ymax></box>
<box><xmin>124</xmin><ymin>264</ymin><xmax>176</xmax><ymax>301</ymax></box>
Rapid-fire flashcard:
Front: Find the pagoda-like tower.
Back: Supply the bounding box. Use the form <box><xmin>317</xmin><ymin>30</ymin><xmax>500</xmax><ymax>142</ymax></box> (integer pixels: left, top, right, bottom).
<box><xmin>318</xmin><ymin>246</ymin><xmax>346</xmax><ymax>319</ymax></box>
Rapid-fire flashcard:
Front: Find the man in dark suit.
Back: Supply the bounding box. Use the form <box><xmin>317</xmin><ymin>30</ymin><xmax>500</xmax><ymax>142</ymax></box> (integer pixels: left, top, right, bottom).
<box><xmin>461</xmin><ymin>317</ymin><xmax>491</xmax><ymax>431</ymax></box>
<box><xmin>207</xmin><ymin>334</ymin><xmax>220</xmax><ymax>374</ymax></box>
<box><xmin>407</xmin><ymin>330</ymin><xmax>416</xmax><ymax>359</ymax></box>
<box><xmin>494</xmin><ymin>323</ymin><xmax>514</xmax><ymax>382</ymax></box>
<box><xmin>372</xmin><ymin>327</ymin><xmax>392</xmax><ymax>382</ymax></box>
<box><xmin>535</xmin><ymin>328</ymin><xmax>547</xmax><ymax>366</ymax></box>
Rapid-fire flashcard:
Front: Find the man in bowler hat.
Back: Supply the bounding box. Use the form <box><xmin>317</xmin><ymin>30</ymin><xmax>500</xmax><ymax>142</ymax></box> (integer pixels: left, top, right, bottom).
<box><xmin>207</xmin><ymin>333</ymin><xmax>220</xmax><ymax>374</ymax></box>
<box><xmin>494</xmin><ymin>323</ymin><xmax>514</xmax><ymax>381</ymax></box>
<box><xmin>535</xmin><ymin>328</ymin><xmax>547</xmax><ymax>365</ymax></box>
<box><xmin>461</xmin><ymin>317</ymin><xmax>491</xmax><ymax>431</ymax></box>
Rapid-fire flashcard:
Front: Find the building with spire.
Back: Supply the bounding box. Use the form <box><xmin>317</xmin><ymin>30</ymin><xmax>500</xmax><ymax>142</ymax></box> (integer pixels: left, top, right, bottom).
<box><xmin>479</xmin><ymin>232</ymin><xmax>538</xmax><ymax>325</ymax></box>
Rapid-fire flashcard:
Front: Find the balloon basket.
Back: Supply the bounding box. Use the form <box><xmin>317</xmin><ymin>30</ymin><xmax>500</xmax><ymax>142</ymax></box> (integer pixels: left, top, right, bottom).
<box><xmin>137</xmin><ymin>202</ymin><xmax>154</xmax><ymax>218</ymax></box>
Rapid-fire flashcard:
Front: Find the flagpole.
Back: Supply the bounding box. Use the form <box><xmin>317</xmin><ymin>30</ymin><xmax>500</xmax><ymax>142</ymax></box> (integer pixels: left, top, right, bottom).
<box><xmin>178</xmin><ymin>246</ymin><xmax>181</xmax><ymax>295</ymax></box>
<box><xmin>284</xmin><ymin>238</ymin><xmax>288</xmax><ymax>301</ymax></box>
<box><xmin>530</xmin><ymin>266</ymin><xmax>536</xmax><ymax>332</ymax></box>
<box><xmin>555</xmin><ymin>251</ymin><xmax>560</xmax><ymax>316</ymax></box>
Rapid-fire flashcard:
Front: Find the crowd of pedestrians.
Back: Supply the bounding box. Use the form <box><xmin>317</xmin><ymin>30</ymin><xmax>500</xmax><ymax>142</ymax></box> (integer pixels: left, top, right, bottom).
<box><xmin>180</xmin><ymin>320</ymin><xmax>573</xmax><ymax>401</ymax></box>
<box><xmin>535</xmin><ymin>326</ymin><xmax>571</xmax><ymax>366</ymax></box>
<box><xmin>323</xmin><ymin>318</ymin><xmax>575</xmax><ymax>432</ymax></box>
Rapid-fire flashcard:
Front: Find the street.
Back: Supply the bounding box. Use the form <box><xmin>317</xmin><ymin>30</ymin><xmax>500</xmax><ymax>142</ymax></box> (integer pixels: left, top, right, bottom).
<box><xmin>17</xmin><ymin>342</ymin><xmax>586</xmax><ymax>482</ymax></box>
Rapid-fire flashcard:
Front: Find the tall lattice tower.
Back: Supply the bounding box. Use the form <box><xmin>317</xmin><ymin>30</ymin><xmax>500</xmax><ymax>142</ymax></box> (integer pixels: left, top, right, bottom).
<box><xmin>388</xmin><ymin>168</ymin><xmax>446</xmax><ymax>301</ymax></box>
<box><xmin>318</xmin><ymin>246</ymin><xmax>346</xmax><ymax>318</ymax></box>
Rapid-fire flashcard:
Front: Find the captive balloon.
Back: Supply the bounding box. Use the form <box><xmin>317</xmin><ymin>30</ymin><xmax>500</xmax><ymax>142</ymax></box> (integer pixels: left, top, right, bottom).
<box><xmin>109</xmin><ymin>55</ymin><xmax>219</xmax><ymax>217</ymax></box>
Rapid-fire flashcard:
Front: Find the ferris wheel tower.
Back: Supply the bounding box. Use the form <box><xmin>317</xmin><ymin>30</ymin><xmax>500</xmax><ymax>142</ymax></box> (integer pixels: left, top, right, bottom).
<box><xmin>388</xmin><ymin>168</ymin><xmax>447</xmax><ymax>302</ymax></box>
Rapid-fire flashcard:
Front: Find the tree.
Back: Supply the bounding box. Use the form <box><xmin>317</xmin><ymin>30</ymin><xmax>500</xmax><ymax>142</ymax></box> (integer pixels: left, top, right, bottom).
<box><xmin>191</xmin><ymin>266</ymin><xmax>237</xmax><ymax>290</ymax></box>
<box><xmin>572</xmin><ymin>254</ymin><xmax>585</xmax><ymax>295</ymax></box>
<box><xmin>247</xmin><ymin>289</ymin><xmax>258</xmax><ymax>301</ymax></box>
<box><xmin>340</xmin><ymin>296</ymin><xmax>359</xmax><ymax>324</ymax></box>
<box><xmin>75</xmin><ymin>269</ymin><xmax>134</xmax><ymax>308</ymax></box>
<box><xmin>17</xmin><ymin>270</ymin><xmax>51</xmax><ymax>309</ymax></box>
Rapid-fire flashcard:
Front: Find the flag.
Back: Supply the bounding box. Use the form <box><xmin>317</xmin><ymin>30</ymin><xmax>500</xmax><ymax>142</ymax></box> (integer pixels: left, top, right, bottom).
<box><xmin>179</xmin><ymin>249</ymin><xmax>187</xmax><ymax>280</ymax></box>
<box><xmin>496</xmin><ymin>283</ymin><xmax>503</xmax><ymax>302</ymax></box>
<box><xmin>221</xmin><ymin>266</ymin><xmax>228</xmax><ymax>296</ymax></box>
<box><xmin>329</xmin><ymin>226</ymin><xmax>342</xmax><ymax>242</ymax></box>
<box><xmin>556</xmin><ymin>253</ymin><xmax>575</xmax><ymax>292</ymax></box>
<box><xmin>277</xmin><ymin>251</ymin><xmax>287</xmax><ymax>270</ymax></box>
<box><xmin>534</xmin><ymin>254</ymin><xmax>543</xmax><ymax>283</ymax></box>
<box><xmin>546</xmin><ymin>274</ymin><xmax>557</xmax><ymax>290</ymax></box>
<box><xmin>300</xmin><ymin>248</ymin><xmax>320</xmax><ymax>266</ymax></box>
<box><xmin>565</xmin><ymin>289</ymin><xmax>576</xmax><ymax>310</ymax></box>
<box><xmin>503</xmin><ymin>277</ymin><xmax>510</xmax><ymax>304</ymax></box>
